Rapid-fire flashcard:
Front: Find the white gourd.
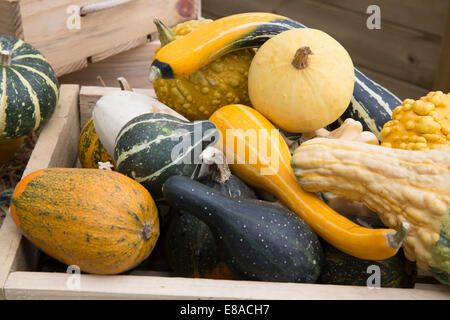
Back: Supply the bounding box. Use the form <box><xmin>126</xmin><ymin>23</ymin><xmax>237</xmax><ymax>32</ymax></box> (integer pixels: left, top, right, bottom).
<box><xmin>92</xmin><ymin>78</ymin><xmax>187</xmax><ymax>156</ymax></box>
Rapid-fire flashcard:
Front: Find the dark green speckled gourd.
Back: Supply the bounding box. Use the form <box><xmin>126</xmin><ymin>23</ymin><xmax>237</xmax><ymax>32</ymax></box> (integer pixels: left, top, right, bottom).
<box><xmin>163</xmin><ymin>175</ymin><xmax>323</xmax><ymax>283</ymax></box>
<box><xmin>164</xmin><ymin>174</ymin><xmax>258</xmax><ymax>279</ymax></box>
<box><xmin>318</xmin><ymin>241</ymin><xmax>417</xmax><ymax>288</ymax></box>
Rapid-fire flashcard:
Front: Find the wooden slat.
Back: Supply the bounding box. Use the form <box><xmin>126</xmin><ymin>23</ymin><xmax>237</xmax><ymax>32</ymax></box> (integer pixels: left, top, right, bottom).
<box><xmin>89</xmin><ymin>36</ymin><xmax>148</xmax><ymax>64</ymax></box>
<box><xmin>434</xmin><ymin>5</ymin><xmax>450</xmax><ymax>92</ymax></box>
<box><xmin>4</xmin><ymin>271</ymin><xmax>450</xmax><ymax>300</ymax></box>
<box><xmin>0</xmin><ymin>0</ymin><xmax>24</xmax><ymax>38</ymax></box>
<box><xmin>18</xmin><ymin>0</ymin><xmax>200</xmax><ymax>76</ymax></box>
<box><xmin>203</xmin><ymin>0</ymin><xmax>442</xmax><ymax>89</ymax></box>
<box><xmin>316</xmin><ymin>0</ymin><xmax>449</xmax><ymax>37</ymax></box>
<box><xmin>78</xmin><ymin>85</ymin><xmax>156</xmax><ymax>129</ymax></box>
<box><xmin>203</xmin><ymin>0</ymin><xmax>449</xmax><ymax>36</ymax></box>
<box><xmin>59</xmin><ymin>40</ymin><xmax>161</xmax><ymax>89</ymax></box>
<box><xmin>0</xmin><ymin>85</ymin><xmax>80</xmax><ymax>300</ymax></box>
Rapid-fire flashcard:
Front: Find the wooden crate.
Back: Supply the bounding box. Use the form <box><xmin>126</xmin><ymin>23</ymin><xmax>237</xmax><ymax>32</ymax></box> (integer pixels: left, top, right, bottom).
<box><xmin>0</xmin><ymin>0</ymin><xmax>200</xmax><ymax>77</ymax></box>
<box><xmin>0</xmin><ymin>84</ymin><xmax>449</xmax><ymax>300</ymax></box>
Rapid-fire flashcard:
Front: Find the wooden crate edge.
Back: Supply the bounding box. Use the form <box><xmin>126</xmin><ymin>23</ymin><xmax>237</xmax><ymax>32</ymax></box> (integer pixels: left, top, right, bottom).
<box><xmin>0</xmin><ymin>84</ymin><xmax>80</xmax><ymax>300</ymax></box>
<box><xmin>4</xmin><ymin>271</ymin><xmax>449</xmax><ymax>300</ymax></box>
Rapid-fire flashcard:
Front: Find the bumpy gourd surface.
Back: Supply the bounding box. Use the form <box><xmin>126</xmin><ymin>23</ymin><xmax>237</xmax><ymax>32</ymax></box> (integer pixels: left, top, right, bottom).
<box><xmin>292</xmin><ymin>138</ymin><xmax>450</xmax><ymax>284</ymax></box>
<box><xmin>380</xmin><ymin>91</ymin><xmax>450</xmax><ymax>150</ymax></box>
<box><xmin>153</xmin><ymin>19</ymin><xmax>254</xmax><ymax>120</ymax></box>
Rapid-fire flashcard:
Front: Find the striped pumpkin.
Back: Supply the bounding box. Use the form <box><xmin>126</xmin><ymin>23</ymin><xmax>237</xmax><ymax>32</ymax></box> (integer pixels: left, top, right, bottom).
<box><xmin>78</xmin><ymin>118</ymin><xmax>115</xmax><ymax>169</ymax></box>
<box><xmin>0</xmin><ymin>35</ymin><xmax>59</xmax><ymax>139</ymax></box>
<box><xmin>114</xmin><ymin>113</ymin><xmax>219</xmax><ymax>200</ymax></box>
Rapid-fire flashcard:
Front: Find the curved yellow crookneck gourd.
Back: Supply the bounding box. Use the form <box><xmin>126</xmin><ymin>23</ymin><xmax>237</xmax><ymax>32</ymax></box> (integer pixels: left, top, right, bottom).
<box><xmin>149</xmin><ymin>12</ymin><xmax>305</xmax><ymax>80</ymax></box>
<box><xmin>209</xmin><ymin>104</ymin><xmax>409</xmax><ymax>261</ymax></box>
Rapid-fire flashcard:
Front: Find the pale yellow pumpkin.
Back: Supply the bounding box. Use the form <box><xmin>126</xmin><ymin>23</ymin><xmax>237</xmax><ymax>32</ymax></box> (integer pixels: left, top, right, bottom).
<box><xmin>248</xmin><ymin>28</ymin><xmax>355</xmax><ymax>133</ymax></box>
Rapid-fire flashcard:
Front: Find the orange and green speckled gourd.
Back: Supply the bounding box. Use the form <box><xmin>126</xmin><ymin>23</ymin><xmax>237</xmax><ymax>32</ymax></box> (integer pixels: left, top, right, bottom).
<box><xmin>380</xmin><ymin>91</ymin><xmax>450</xmax><ymax>150</ymax></box>
<box><xmin>10</xmin><ymin>168</ymin><xmax>160</xmax><ymax>274</ymax></box>
<box><xmin>78</xmin><ymin>118</ymin><xmax>115</xmax><ymax>169</ymax></box>
<box><xmin>152</xmin><ymin>19</ymin><xmax>254</xmax><ymax>121</ymax></box>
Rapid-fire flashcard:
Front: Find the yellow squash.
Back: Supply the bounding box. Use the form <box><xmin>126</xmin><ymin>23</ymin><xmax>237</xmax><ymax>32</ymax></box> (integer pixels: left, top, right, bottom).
<box><xmin>153</xmin><ymin>19</ymin><xmax>254</xmax><ymax>120</ymax></box>
<box><xmin>149</xmin><ymin>12</ymin><xmax>305</xmax><ymax>80</ymax></box>
<box><xmin>248</xmin><ymin>28</ymin><xmax>354</xmax><ymax>133</ymax></box>
<box><xmin>209</xmin><ymin>104</ymin><xmax>408</xmax><ymax>261</ymax></box>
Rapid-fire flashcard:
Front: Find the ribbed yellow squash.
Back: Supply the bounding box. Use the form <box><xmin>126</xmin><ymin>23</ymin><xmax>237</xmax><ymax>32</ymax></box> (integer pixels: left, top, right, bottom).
<box><xmin>292</xmin><ymin>138</ymin><xmax>450</xmax><ymax>285</ymax></box>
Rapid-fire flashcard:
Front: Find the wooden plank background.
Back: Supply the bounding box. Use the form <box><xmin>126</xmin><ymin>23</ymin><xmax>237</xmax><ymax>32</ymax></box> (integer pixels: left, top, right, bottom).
<box><xmin>59</xmin><ymin>40</ymin><xmax>161</xmax><ymax>89</ymax></box>
<box><xmin>202</xmin><ymin>0</ymin><xmax>450</xmax><ymax>100</ymax></box>
<box><xmin>0</xmin><ymin>0</ymin><xmax>200</xmax><ymax>76</ymax></box>
<box><xmin>435</xmin><ymin>4</ymin><xmax>450</xmax><ymax>92</ymax></box>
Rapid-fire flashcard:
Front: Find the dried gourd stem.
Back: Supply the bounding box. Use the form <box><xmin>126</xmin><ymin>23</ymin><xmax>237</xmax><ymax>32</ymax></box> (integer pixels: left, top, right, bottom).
<box><xmin>80</xmin><ymin>0</ymin><xmax>135</xmax><ymax>16</ymax></box>
<box><xmin>154</xmin><ymin>19</ymin><xmax>177</xmax><ymax>46</ymax></box>
<box><xmin>200</xmin><ymin>146</ymin><xmax>232</xmax><ymax>184</ymax></box>
<box><xmin>98</xmin><ymin>161</ymin><xmax>114</xmax><ymax>170</ymax></box>
<box><xmin>386</xmin><ymin>222</ymin><xmax>410</xmax><ymax>249</ymax></box>
<box><xmin>149</xmin><ymin>66</ymin><xmax>162</xmax><ymax>83</ymax></box>
<box><xmin>117</xmin><ymin>77</ymin><xmax>133</xmax><ymax>91</ymax></box>
<box><xmin>291</xmin><ymin>46</ymin><xmax>313</xmax><ymax>70</ymax></box>
<box><xmin>0</xmin><ymin>50</ymin><xmax>12</xmax><ymax>67</ymax></box>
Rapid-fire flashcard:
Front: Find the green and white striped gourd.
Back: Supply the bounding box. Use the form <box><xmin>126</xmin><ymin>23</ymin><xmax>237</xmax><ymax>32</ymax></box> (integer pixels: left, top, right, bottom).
<box><xmin>0</xmin><ymin>35</ymin><xmax>59</xmax><ymax>139</ymax></box>
<box><xmin>114</xmin><ymin>113</ymin><xmax>219</xmax><ymax>200</ymax></box>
